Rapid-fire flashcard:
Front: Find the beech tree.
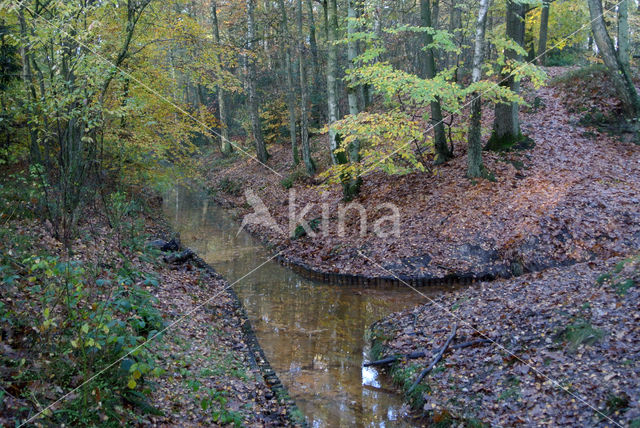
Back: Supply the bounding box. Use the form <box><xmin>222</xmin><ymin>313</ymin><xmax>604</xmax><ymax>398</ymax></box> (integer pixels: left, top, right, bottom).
<box><xmin>326</xmin><ymin>0</ymin><xmax>341</xmax><ymax>165</ymax></box>
<box><xmin>537</xmin><ymin>1</ymin><xmax>550</xmax><ymax>64</ymax></box>
<box><xmin>343</xmin><ymin>0</ymin><xmax>361</xmax><ymax>198</ymax></box>
<box><xmin>587</xmin><ymin>0</ymin><xmax>640</xmax><ymax>117</ymax></box>
<box><xmin>296</xmin><ymin>0</ymin><xmax>315</xmax><ymax>175</ymax></box>
<box><xmin>467</xmin><ymin>0</ymin><xmax>492</xmax><ymax>178</ymax></box>
<box><xmin>421</xmin><ymin>0</ymin><xmax>452</xmax><ymax>164</ymax></box>
<box><xmin>212</xmin><ymin>1</ymin><xmax>232</xmax><ymax>155</ymax></box>
<box><xmin>246</xmin><ymin>0</ymin><xmax>269</xmax><ymax>163</ymax></box>
<box><xmin>487</xmin><ymin>0</ymin><xmax>526</xmax><ymax>150</ymax></box>
<box><xmin>277</xmin><ymin>0</ymin><xmax>299</xmax><ymax>165</ymax></box>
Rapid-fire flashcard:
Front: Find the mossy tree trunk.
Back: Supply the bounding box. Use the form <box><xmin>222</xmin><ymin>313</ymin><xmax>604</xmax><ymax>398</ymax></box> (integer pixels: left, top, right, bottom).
<box><xmin>306</xmin><ymin>0</ymin><xmax>324</xmax><ymax>126</ymax></box>
<box><xmin>246</xmin><ymin>0</ymin><xmax>269</xmax><ymax>163</ymax></box>
<box><xmin>212</xmin><ymin>1</ymin><xmax>232</xmax><ymax>155</ymax></box>
<box><xmin>343</xmin><ymin>0</ymin><xmax>361</xmax><ymax>199</ymax></box>
<box><xmin>488</xmin><ymin>0</ymin><xmax>525</xmax><ymax>151</ymax></box>
<box><xmin>277</xmin><ymin>0</ymin><xmax>299</xmax><ymax>165</ymax></box>
<box><xmin>537</xmin><ymin>1</ymin><xmax>550</xmax><ymax>65</ymax></box>
<box><xmin>587</xmin><ymin>0</ymin><xmax>640</xmax><ymax>117</ymax></box>
<box><xmin>296</xmin><ymin>0</ymin><xmax>315</xmax><ymax>175</ymax></box>
<box><xmin>467</xmin><ymin>0</ymin><xmax>491</xmax><ymax>178</ymax></box>
<box><xmin>421</xmin><ymin>0</ymin><xmax>452</xmax><ymax>164</ymax></box>
<box><xmin>326</xmin><ymin>0</ymin><xmax>341</xmax><ymax>165</ymax></box>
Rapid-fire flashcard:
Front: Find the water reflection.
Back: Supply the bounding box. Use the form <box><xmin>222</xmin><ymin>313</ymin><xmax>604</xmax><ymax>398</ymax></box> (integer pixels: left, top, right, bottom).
<box><xmin>163</xmin><ymin>188</ymin><xmax>431</xmax><ymax>427</ymax></box>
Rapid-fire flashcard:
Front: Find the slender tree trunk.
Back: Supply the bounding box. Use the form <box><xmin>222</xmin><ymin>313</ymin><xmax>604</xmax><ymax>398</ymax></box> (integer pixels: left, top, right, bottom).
<box><xmin>296</xmin><ymin>0</ymin><xmax>315</xmax><ymax>174</ymax></box>
<box><xmin>306</xmin><ymin>0</ymin><xmax>323</xmax><ymax>125</ymax></box>
<box><xmin>538</xmin><ymin>1</ymin><xmax>550</xmax><ymax>65</ymax></box>
<box><xmin>488</xmin><ymin>0</ymin><xmax>525</xmax><ymax>149</ymax></box>
<box><xmin>421</xmin><ymin>0</ymin><xmax>451</xmax><ymax>164</ymax></box>
<box><xmin>467</xmin><ymin>0</ymin><xmax>491</xmax><ymax>179</ymax></box>
<box><xmin>587</xmin><ymin>0</ymin><xmax>640</xmax><ymax>116</ymax></box>
<box><xmin>277</xmin><ymin>0</ymin><xmax>299</xmax><ymax>165</ymax></box>
<box><xmin>347</xmin><ymin>1</ymin><xmax>359</xmax><ymax>119</ymax></box>
<box><xmin>448</xmin><ymin>3</ymin><xmax>462</xmax><ymax>80</ymax></box>
<box><xmin>212</xmin><ymin>1</ymin><xmax>232</xmax><ymax>154</ymax></box>
<box><xmin>343</xmin><ymin>0</ymin><xmax>361</xmax><ymax>198</ymax></box>
<box><xmin>196</xmin><ymin>82</ymin><xmax>214</xmax><ymax>146</ymax></box>
<box><xmin>18</xmin><ymin>6</ymin><xmax>40</xmax><ymax>164</ymax></box>
<box><xmin>326</xmin><ymin>0</ymin><xmax>341</xmax><ymax>165</ymax></box>
<box><xmin>246</xmin><ymin>0</ymin><xmax>269</xmax><ymax>163</ymax></box>
<box><xmin>617</xmin><ymin>0</ymin><xmax>630</xmax><ymax>70</ymax></box>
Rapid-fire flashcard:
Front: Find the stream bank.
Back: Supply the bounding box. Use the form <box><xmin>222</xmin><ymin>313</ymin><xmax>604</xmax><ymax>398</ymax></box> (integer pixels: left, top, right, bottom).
<box><xmin>162</xmin><ymin>186</ymin><xmax>466</xmax><ymax>426</ymax></box>
<box><xmin>369</xmin><ymin>257</ymin><xmax>640</xmax><ymax>426</ymax></box>
<box><xmin>204</xmin><ymin>67</ymin><xmax>640</xmax><ymax>284</ymax></box>
<box><xmin>0</xmin><ymin>179</ymin><xmax>296</xmax><ymax>427</ymax></box>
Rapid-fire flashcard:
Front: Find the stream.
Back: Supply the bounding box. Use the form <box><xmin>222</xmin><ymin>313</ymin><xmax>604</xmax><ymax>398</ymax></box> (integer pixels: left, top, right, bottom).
<box><xmin>163</xmin><ymin>187</ymin><xmax>454</xmax><ymax>427</ymax></box>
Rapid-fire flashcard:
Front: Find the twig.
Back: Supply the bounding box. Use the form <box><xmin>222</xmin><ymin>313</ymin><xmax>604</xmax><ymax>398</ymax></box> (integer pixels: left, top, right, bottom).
<box><xmin>363</xmin><ymin>338</ymin><xmax>491</xmax><ymax>367</ymax></box>
<box><xmin>408</xmin><ymin>323</ymin><xmax>457</xmax><ymax>393</ymax></box>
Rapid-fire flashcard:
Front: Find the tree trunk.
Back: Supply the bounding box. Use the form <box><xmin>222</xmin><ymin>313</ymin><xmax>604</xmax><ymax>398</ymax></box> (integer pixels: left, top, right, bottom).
<box><xmin>343</xmin><ymin>0</ymin><xmax>361</xmax><ymax>199</ymax></box>
<box><xmin>326</xmin><ymin>0</ymin><xmax>341</xmax><ymax>165</ymax></box>
<box><xmin>421</xmin><ymin>0</ymin><xmax>451</xmax><ymax>164</ymax></box>
<box><xmin>18</xmin><ymin>5</ymin><xmax>40</xmax><ymax>164</ymax></box>
<box><xmin>488</xmin><ymin>0</ymin><xmax>525</xmax><ymax>150</ymax></box>
<box><xmin>538</xmin><ymin>1</ymin><xmax>550</xmax><ymax>65</ymax></box>
<box><xmin>277</xmin><ymin>0</ymin><xmax>299</xmax><ymax>165</ymax></box>
<box><xmin>246</xmin><ymin>0</ymin><xmax>269</xmax><ymax>163</ymax></box>
<box><xmin>448</xmin><ymin>3</ymin><xmax>462</xmax><ymax>81</ymax></box>
<box><xmin>297</xmin><ymin>0</ymin><xmax>315</xmax><ymax>175</ymax></box>
<box><xmin>587</xmin><ymin>0</ymin><xmax>640</xmax><ymax>116</ymax></box>
<box><xmin>467</xmin><ymin>0</ymin><xmax>491</xmax><ymax>179</ymax></box>
<box><xmin>347</xmin><ymin>1</ymin><xmax>359</xmax><ymax>119</ymax></box>
<box><xmin>617</xmin><ymin>0</ymin><xmax>630</xmax><ymax>70</ymax></box>
<box><xmin>306</xmin><ymin>0</ymin><xmax>323</xmax><ymax>125</ymax></box>
<box><xmin>211</xmin><ymin>1</ymin><xmax>232</xmax><ymax>154</ymax></box>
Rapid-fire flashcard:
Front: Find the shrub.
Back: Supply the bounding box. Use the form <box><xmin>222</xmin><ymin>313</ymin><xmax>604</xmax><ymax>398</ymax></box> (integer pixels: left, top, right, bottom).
<box><xmin>218</xmin><ymin>177</ymin><xmax>243</xmax><ymax>196</ymax></box>
<box><xmin>280</xmin><ymin>170</ymin><xmax>305</xmax><ymax>189</ymax></box>
<box><xmin>0</xmin><ymin>187</ymin><xmax>167</xmax><ymax>425</ymax></box>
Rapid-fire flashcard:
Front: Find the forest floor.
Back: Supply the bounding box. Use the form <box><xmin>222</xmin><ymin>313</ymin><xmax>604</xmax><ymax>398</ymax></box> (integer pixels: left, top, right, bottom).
<box><xmin>0</xmin><ymin>185</ymin><xmax>294</xmax><ymax>426</ymax></box>
<box><xmin>203</xmin><ymin>65</ymin><xmax>640</xmax><ymax>425</ymax></box>
<box><xmin>371</xmin><ymin>256</ymin><xmax>640</xmax><ymax>426</ymax></box>
<box><xmin>206</xmin><ymin>66</ymin><xmax>640</xmax><ymax>281</ymax></box>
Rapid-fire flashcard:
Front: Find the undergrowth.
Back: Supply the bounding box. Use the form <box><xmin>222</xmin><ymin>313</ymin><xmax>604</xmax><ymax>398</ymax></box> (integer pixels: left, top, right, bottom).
<box><xmin>0</xmin><ymin>173</ymin><xmax>166</xmax><ymax>426</ymax></box>
<box><xmin>596</xmin><ymin>254</ymin><xmax>639</xmax><ymax>296</ymax></box>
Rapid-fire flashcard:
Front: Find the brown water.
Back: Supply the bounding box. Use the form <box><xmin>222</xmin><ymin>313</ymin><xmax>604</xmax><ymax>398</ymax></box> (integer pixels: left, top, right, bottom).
<box><xmin>163</xmin><ymin>187</ymin><xmax>451</xmax><ymax>427</ymax></box>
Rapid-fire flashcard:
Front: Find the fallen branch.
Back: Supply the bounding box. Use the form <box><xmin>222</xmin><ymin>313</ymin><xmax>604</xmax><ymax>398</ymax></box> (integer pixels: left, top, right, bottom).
<box><xmin>408</xmin><ymin>323</ymin><xmax>457</xmax><ymax>393</ymax></box>
<box><xmin>163</xmin><ymin>249</ymin><xmax>194</xmax><ymax>264</ymax></box>
<box><xmin>364</xmin><ymin>338</ymin><xmax>491</xmax><ymax>367</ymax></box>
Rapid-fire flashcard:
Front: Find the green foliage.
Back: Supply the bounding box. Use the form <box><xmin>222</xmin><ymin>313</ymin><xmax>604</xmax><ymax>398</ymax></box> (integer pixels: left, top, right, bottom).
<box><xmin>550</xmin><ymin>64</ymin><xmax>608</xmax><ymax>85</ymax></box>
<box><xmin>596</xmin><ymin>254</ymin><xmax>639</xmax><ymax>296</ymax></box>
<box><xmin>218</xmin><ymin>177</ymin><xmax>243</xmax><ymax>196</ymax></box>
<box><xmin>327</xmin><ymin>15</ymin><xmax>545</xmax><ymax>187</ymax></box>
<box><xmin>526</xmin><ymin>0</ymin><xmax>590</xmax><ymax>55</ymax></box>
<box><xmin>497</xmin><ymin>376</ymin><xmax>521</xmax><ymax>402</ymax></box>
<box><xmin>485</xmin><ymin>133</ymin><xmax>535</xmax><ymax>152</ymax></box>
<box><xmin>391</xmin><ymin>363</ymin><xmax>429</xmax><ymax>409</ymax></box>
<box><xmin>546</xmin><ymin>48</ymin><xmax>585</xmax><ymax>66</ymax></box>
<box><xmin>0</xmin><ymin>180</ymin><xmax>165</xmax><ymax>425</ymax></box>
<box><xmin>603</xmin><ymin>392</ymin><xmax>631</xmax><ymax>419</ymax></box>
<box><xmin>280</xmin><ymin>169</ymin><xmax>305</xmax><ymax>189</ymax></box>
<box><xmin>260</xmin><ymin>97</ymin><xmax>289</xmax><ymax>145</ymax></box>
<box><xmin>559</xmin><ymin>319</ymin><xmax>605</xmax><ymax>351</ymax></box>
<box><xmin>292</xmin><ymin>217</ymin><xmax>322</xmax><ymax>239</ymax></box>
<box><xmin>320</xmin><ymin>111</ymin><xmax>432</xmax><ymax>186</ymax></box>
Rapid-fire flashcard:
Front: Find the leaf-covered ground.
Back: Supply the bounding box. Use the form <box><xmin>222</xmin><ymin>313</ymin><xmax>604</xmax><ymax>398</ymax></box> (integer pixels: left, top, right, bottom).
<box><xmin>371</xmin><ymin>256</ymin><xmax>640</xmax><ymax>426</ymax></box>
<box><xmin>0</xmin><ymin>198</ymin><xmax>293</xmax><ymax>426</ymax></box>
<box><xmin>202</xmin><ymin>65</ymin><xmax>640</xmax><ymax>426</ymax></box>
<box><xmin>144</xmin><ymin>250</ymin><xmax>294</xmax><ymax>427</ymax></box>
<box><xmin>206</xmin><ymin>66</ymin><xmax>640</xmax><ymax>280</ymax></box>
